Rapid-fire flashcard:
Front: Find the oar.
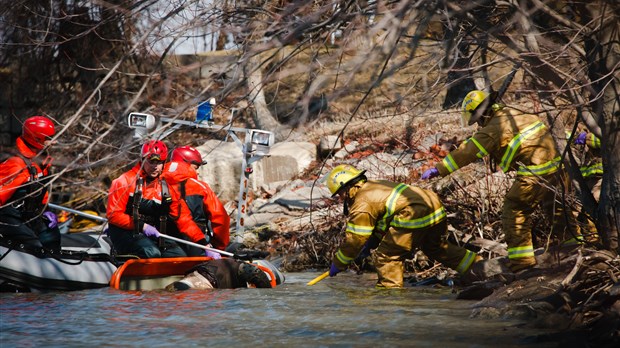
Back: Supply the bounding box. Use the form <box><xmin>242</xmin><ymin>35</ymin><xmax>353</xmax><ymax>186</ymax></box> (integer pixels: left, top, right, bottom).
<box><xmin>48</xmin><ymin>203</ymin><xmax>253</xmax><ymax>260</ymax></box>
<box><xmin>158</xmin><ymin>232</ymin><xmax>234</xmax><ymax>257</ymax></box>
<box><xmin>307</xmin><ymin>271</ymin><xmax>330</xmax><ymax>286</ymax></box>
<box><xmin>48</xmin><ymin>203</ymin><xmax>108</xmax><ymax>223</ymax></box>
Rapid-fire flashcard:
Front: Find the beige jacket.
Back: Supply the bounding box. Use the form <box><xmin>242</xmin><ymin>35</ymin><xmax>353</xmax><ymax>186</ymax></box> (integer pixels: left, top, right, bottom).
<box><xmin>436</xmin><ymin>107</ymin><xmax>561</xmax><ymax>177</ymax></box>
<box><xmin>333</xmin><ymin>180</ymin><xmax>446</xmax><ymax>269</ymax></box>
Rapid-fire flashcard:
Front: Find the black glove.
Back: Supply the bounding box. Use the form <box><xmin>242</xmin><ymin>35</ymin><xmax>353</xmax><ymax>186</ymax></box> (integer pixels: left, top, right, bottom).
<box><xmin>354</xmin><ymin>234</ymin><xmax>381</xmax><ymax>265</ymax></box>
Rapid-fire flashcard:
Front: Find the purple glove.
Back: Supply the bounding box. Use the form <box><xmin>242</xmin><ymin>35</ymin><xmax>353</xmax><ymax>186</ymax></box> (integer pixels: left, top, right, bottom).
<box><xmin>42</xmin><ymin>211</ymin><xmax>58</xmax><ymax>229</ymax></box>
<box><xmin>205</xmin><ymin>249</ymin><xmax>222</xmax><ymax>259</ymax></box>
<box><xmin>421</xmin><ymin>167</ymin><xmax>439</xmax><ymax>180</ymax></box>
<box><xmin>142</xmin><ymin>223</ymin><xmax>160</xmax><ymax>237</ymax></box>
<box><xmin>575</xmin><ymin>132</ymin><xmax>587</xmax><ymax>145</ymax></box>
<box><xmin>329</xmin><ymin>263</ymin><xmax>342</xmax><ymax>277</ymax></box>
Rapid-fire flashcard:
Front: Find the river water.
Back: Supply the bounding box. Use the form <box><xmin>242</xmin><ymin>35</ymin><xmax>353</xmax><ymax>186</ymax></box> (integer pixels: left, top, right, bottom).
<box><xmin>1</xmin><ymin>272</ymin><xmax>560</xmax><ymax>347</ymax></box>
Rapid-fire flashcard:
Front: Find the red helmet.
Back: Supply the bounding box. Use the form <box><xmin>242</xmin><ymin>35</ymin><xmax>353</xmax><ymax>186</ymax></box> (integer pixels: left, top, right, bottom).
<box><xmin>141</xmin><ymin>140</ymin><xmax>168</xmax><ymax>162</ymax></box>
<box><xmin>171</xmin><ymin>146</ymin><xmax>206</xmax><ymax>166</ymax></box>
<box><xmin>22</xmin><ymin>116</ymin><xmax>55</xmax><ymax>150</ymax></box>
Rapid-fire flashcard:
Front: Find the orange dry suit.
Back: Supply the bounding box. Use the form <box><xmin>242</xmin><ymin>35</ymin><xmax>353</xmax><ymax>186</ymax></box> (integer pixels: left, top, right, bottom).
<box><xmin>435</xmin><ymin>106</ymin><xmax>580</xmax><ymax>271</ymax></box>
<box><xmin>106</xmin><ymin>163</ymin><xmax>202</xmax><ymax>258</ymax></box>
<box><xmin>332</xmin><ymin>180</ymin><xmax>478</xmax><ymax>288</ymax></box>
<box><xmin>162</xmin><ymin>161</ymin><xmax>230</xmax><ymax>252</ymax></box>
<box><xmin>0</xmin><ymin>137</ymin><xmax>59</xmax><ymax>250</ymax></box>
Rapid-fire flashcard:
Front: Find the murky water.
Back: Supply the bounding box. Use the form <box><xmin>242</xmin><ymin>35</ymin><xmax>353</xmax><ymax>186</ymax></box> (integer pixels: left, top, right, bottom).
<box><xmin>1</xmin><ymin>272</ymin><xmax>560</xmax><ymax>347</ymax></box>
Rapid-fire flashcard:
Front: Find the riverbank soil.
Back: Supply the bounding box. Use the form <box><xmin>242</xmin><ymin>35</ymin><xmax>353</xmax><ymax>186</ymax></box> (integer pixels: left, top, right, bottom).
<box><xmin>457</xmin><ymin>247</ymin><xmax>620</xmax><ymax>346</ymax></box>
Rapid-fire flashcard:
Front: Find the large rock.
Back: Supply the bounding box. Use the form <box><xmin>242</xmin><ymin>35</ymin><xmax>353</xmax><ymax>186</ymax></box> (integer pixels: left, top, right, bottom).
<box><xmin>196</xmin><ymin>140</ymin><xmax>317</xmax><ymax>202</ymax></box>
<box><xmin>196</xmin><ymin>140</ymin><xmax>243</xmax><ymax>202</ymax></box>
<box><xmin>253</xmin><ymin>142</ymin><xmax>317</xmax><ymax>190</ymax></box>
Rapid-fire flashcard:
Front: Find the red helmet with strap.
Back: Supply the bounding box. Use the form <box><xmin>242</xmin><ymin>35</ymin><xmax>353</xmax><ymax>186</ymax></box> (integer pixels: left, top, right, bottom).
<box><xmin>22</xmin><ymin>116</ymin><xmax>55</xmax><ymax>150</ymax></box>
<box><xmin>141</xmin><ymin>140</ymin><xmax>168</xmax><ymax>162</ymax></box>
<box><xmin>171</xmin><ymin>146</ymin><xmax>206</xmax><ymax>166</ymax></box>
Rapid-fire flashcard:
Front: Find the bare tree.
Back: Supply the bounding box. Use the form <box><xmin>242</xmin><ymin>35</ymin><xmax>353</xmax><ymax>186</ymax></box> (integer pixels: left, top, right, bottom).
<box><xmin>1</xmin><ymin>0</ymin><xmax>618</xmax><ymax>253</ymax></box>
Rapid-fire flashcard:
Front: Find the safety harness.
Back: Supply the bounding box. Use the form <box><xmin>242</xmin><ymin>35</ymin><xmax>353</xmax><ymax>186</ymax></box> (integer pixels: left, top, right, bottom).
<box><xmin>158</xmin><ymin>179</ymin><xmax>171</xmax><ymax>247</ymax></box>
<box><xmin>1</xmin><ymin>152</ymin><xmax>50</xmax><ymax>217</ymax></box>
<box><xmin>178</xmin><ymin>179</ymin><xmax>213</xmax><ymax>243</ymax></box>
<box><xmin>132</xmin><ymin>177</ymin><xmax>143</xmax><ymax>235</ymax></box>
<box><xmin>131</xmin><ymin>177</ymin><xmax>172</xmax><ymax>247</ymax></box>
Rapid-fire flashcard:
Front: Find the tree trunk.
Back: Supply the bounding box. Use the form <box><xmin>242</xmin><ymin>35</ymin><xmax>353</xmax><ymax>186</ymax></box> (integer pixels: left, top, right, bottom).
<box><xmin>442</xmin><ymin>24</ymin><xmax>476</xmax><ymax>109</ymax></box>
<box><xmin>244</xmin><ymin>54</ymin><xmax>290</xmax><ymax>141</ymax></box>
<box><xmin>584</xmin><ymin>1</ymin><xmax>620</xmax><ymax>253</ymax></box>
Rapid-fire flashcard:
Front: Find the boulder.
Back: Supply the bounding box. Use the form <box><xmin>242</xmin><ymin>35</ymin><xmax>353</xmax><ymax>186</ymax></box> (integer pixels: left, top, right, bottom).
<box><xmin>196</xmin><ymin>140</ymin><xmax>318</xmax><ymax>202</ymax></box>
<box><xmin>318</xmin><ymin>135</ymin><xmax>343</xmax><ymax>158</ymax></box>
<box><xmin>196</xmin><ymin>140</ymin><xmax>243</xmax><ymax>202</ymax></box>
<box><xmin>253</xmin><ymin>142</ymin><xmax>317</xmax><ymax>191</ymax></box>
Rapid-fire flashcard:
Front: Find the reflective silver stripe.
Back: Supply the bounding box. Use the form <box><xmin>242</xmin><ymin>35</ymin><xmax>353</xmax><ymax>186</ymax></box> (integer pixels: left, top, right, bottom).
<box><xmin>441</xmin><ymin>154</ymin><xmax>459</xmax><ymax>173</ymax></box>
<box><xmin>500</xmin><ymin>121</ymin><xmax>546</xmax><ymax>172</ymax></box>
<box><xmin>392</xmin><ymin>207</ymin><xmax>446</xmax><ymax>229</ymax></box>
<box><xmin>336</xmin><ymin>249</ymin><xmax>354</xmax><ymax>265</ymax></box>
<box><xmin>377</xmin><ymin>183</ymin><xmax>409</xmax><ymax>230</ymax></box>
<box><xmin>516</xmin><ymin>157</ymin><xmax>561</xmax><ymax>176</ymax></box>
<box><xmin>468</xmin><ymin>137</ymin><xmax>489</xmax><ymax>159</ymax></box>
<box><xmin>580</xmin><ymin>163</ymin><xmax>603</xmax><ymax>177</ymax></box>
<box><xmin>507</xmin><ymin>245</ymin><xmax>535</xmax><ymax>259</ymax></box>
<box><xmin>346</xmin><ymin>221</ymin><xmax>373</xmax><ymax>236</ymax></box>
<box><xmin>456</xmin><ymin>249</ymin><xmax>477</xmax><ymax>273</ymax></box>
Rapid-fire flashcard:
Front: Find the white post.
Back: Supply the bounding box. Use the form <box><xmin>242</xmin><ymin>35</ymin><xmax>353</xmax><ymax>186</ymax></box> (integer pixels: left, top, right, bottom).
<box><xmin>235</xmin><ymin>141</ymin><xmax>251</xmax><ymax>243</ymax></box>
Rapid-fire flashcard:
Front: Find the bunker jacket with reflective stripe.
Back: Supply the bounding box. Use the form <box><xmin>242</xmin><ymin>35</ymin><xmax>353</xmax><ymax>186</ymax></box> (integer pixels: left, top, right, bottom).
<box><xmin>436</xmin><ymin>107</ymin><xmax>561</xmax><ymax>178</ymax></box>
<box><xmin>333</xmin><ymin>180</ymin><xmax>446</xmax><ymax>269</ymax></box>
<box><xmin>580</xmin><ymin>133</ymin><xmax>602</xmax><ymax>178</ymax></box>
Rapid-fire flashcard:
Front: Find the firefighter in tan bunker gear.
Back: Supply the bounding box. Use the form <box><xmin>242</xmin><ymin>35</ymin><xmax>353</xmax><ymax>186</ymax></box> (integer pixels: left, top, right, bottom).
<box><xmin>421</xmin><ymin>90</ymin><xmax>581</xmax><ymax>272</ymax></box>
<box><xmin>570</xmin><ymin>130</ymin><xmax>602</xmax><ymax>242</ymax></box>
<box><xmin>326</xmin><ymin>164</ymin><xmax>480</xmax><ymax>288</ymax></box>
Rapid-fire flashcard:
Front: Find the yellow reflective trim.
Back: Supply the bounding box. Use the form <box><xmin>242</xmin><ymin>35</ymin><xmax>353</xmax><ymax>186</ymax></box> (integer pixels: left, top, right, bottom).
<box><xmin>377</xmin><ymin>183</ymin><xmax>408</xmax><ymax>231</ymax></box>
<box><xmin>346</xmin><ymin>222</ymin><xmax>373</xmax><ymax>236</ymax></box>
<box><xmin>500</xmin><ymin>121</ymin><xmax>546</xmax><ymax>172</ymax></box>
<box><xmin>468</xmin><ymin>137</ymin><xmax>489</xmax><ymax>159</ymax></box>
<box><xmin>392</xmin><ymin>207</ymin><xmax>446</xmax><ymax>229</ymax></box>
<box><xmin>336</xmin><ymin>249</ymin><xmax>354</xmax><ymax>265</ymax></box>
<box><xmin>516</xmin><ymin>157</ymin><xmax>561</xmax><ymax>176</ymax></box>
<box><xmin>562</xmin><ymin>235</ymin><xmax>585</xmax><ymax>246</ymax></box>
<box><xmin>441</xmin><ymin>154</ymin><xmax>459</xmax><ymax>173</ymax></box>
<box><xmin>580</xmin><ymin>163</ymin><xmax>603</xmax><ymax>177</ymax></box>
<box><xmin>507</xmin><ymin>245</ymin><xmax>535</xmax><ymax>259</ymax></box>
<box><xmin>385</xmin><ymin>184</ymin><xmax>408</xmax><ymax>217</ymax></box>
<box><xmin>456</xmin><ymin>250</ymin><xmax>477</xmax><ymax>273</ymax></box>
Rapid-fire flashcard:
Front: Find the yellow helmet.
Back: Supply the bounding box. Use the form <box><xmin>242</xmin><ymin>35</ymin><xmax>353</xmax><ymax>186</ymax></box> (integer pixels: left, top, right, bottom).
<box><xmin>325</xmin><ymin>164</ymin><xmax>366</xmax><ymax>197</ymax></box>
<box><xmin>70</xmin><ymin>210</ymin><xmax>101</xmax><ymax>232</ymax></box>
<box><xmin>461</xmin><ymin>90</ymin><xmax>489</xmax><ymax>126</ymax></box>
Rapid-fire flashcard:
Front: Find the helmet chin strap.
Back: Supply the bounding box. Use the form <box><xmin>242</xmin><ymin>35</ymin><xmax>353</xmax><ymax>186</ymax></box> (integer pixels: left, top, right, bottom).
<box><xmin>342</xmin><ymin>187</ymin><xmax>352</xmax><ymax>215</ymax></box>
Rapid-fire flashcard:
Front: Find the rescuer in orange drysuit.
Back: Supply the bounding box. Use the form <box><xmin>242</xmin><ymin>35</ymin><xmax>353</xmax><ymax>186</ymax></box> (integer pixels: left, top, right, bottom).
<box><xmin>106</xmin><ymin>140</ymin><xmax>204</xmax><ymax>258</ymax></box>
<box><xmin>161</xmin><ymin>146</ymin><xmax>230</xmax><ymax>256</ymax></box>
<box><xmin>0</xmin><ymin>115</ymin><xmax>60</xmax><ymax>251</ymax></box>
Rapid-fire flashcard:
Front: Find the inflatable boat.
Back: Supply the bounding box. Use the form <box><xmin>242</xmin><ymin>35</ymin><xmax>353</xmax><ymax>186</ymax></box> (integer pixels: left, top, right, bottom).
<box><xmin>0</xmin><ymin>232</ymin><xmax>118</xmax><ymax>292</ymax></box>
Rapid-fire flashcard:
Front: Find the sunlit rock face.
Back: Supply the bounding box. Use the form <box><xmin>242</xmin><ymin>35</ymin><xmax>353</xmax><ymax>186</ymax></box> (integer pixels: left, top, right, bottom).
<box><xmin>197</xmin><ymin>140</ymin><xmax>317</xmax><ymax>202</ymax></box>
